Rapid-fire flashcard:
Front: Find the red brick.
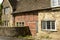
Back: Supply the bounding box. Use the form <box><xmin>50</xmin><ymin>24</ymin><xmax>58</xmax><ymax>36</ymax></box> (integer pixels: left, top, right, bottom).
<box><xmin>28</xmin><ymin>22</ymin><xmax>36</xmax><ymax>29</ymax></box>
<box><xmin>30</xmin><ymin>29</ymin><xmax>36</xmax><ymax>36</ymax></box>
<box><xmin>14</xmin><ymin>12</ymin><xmax>38</xmax><ymax>36</ymax></box>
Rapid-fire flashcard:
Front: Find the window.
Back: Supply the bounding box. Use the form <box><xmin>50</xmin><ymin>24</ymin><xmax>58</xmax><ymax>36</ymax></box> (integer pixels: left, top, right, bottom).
<box><xmin>4</xmin><ymin>7</ymin><xmax>10</xmax><ymax>14</ymax></box>
<box><xmin>16</xmin><ymin>22</ymin><xmax>24</xmax><ymax>27</ymax></box>
<box><xmin>51</xmin><ymin>0</ymin><xmax>60</xmax><ymax>7</ymax></box>
<box><xmin>58</xmin><ymin>0</ymin><xmax>60</xmax><ymax>5</ymax></box>
<box><xmin>4</xmin><ymin>21</ymin><xmax>9</xmax><ymax>26</ymax></box>
<box><xmin>41</xmin><ymin>21</ymin><xmax>56</xmax><ymax>31</ymax></box>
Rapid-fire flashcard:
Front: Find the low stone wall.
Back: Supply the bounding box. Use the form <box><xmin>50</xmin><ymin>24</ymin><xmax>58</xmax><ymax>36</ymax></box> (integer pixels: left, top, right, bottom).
<box><xmin>0</xmin><ymin>27</ymin><xmax>31</xmax><ymax>37</ymax></box>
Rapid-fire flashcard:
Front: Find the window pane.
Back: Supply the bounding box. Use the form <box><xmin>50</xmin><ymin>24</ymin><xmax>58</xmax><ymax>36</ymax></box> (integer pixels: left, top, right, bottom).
<box><xmin>58</xmin><ymin>0</ymin><xmax>60</xmax><ymax>5</ymax></box>
<box><xmin>52</xmin><ymin>21</ymin><xmax>55</xmax><ymax>29</ymax></box>
<box><xmin>4</xmin><ymin>21</ymin><xmax>6</xmax><ymax>26</ymax></box>
<box><xmin>5</xmin><ymin>8</ymin><xmax>9</xmax><ymax>14</ymax></box>
<box><xmin>5</xmin><ymin>21</ymin><xmax>6</xmax><ymax>26</ymax></box>
<box><xmin>17</xmin><ymin>22</ymin><xmax>18</xmax><ymax>27</ymax></box>
<box><xmin>47</xmin><ymin>21</ymin><xmax>50</xmax><ymax>29</ymax></box>
<box><xmin>41</xmin><ymin>21</ymin><xmax>46</xmax><ymax>29</ymax></box>
<box><xmin>51</xmin><ymin>0</ymin><xmax>58</xmax><ymax>7</ymax></box>
<box><xmin>6</xmin><ymin>21</ymin><xmax>8</xmax><ymax>26</ymax></box>
<box><xmin>22</xmin><ymin>22</ymin><xmax>24</xmax><ymax>27</ymax></box>
<box><xmin>19</xmin><ymin>22</ymin><xmax>21</xmax><ymax>27</ymax></box>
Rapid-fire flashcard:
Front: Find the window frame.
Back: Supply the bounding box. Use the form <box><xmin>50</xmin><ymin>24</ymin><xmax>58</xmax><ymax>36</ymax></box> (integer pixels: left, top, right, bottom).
<box><xmin>4</xmin><ymin>7</ymin><xmax>10</xmax><ymax>14</ymax></box>
<box><xmin>51</xmin><ymin>0</ymin><xmax>60</xmax><ymax>7</ymax></box>
<box><xmin>41</xmin><ymin>20</ymin><xmax>56</xmax><ymax>31</ymax></box>
<box><xmin>4</xmin><ymin>21</ymin><xmax>9</xmax><ymax>27</ymax></box>
<box><xmin>16</xmin><ymin>22</ymin><xmax>25</xmax><ymax>27</ymax></box>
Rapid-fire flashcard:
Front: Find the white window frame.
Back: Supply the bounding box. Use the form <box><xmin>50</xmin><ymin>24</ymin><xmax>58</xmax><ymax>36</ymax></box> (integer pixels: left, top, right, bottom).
<box><xmin>41</xmin><ymin>20</ymin><xmax>56</xmax><ymax>31</ymax></box>
<box><xmin>51</xmin><ymin>0</ymin><xmax>60</xmax><ymax>7</ymax></box>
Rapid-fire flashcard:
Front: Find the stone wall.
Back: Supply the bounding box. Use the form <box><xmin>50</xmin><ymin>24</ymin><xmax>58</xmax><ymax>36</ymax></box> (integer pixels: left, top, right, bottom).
<box><xmin>38</xmin><ymin>10</ymin><xmax>60</xmax><ymax>39</ymax></box>
<box><xmin>0</xmin><ymin>27</ymin><xmax>31</xmax><ymax>37</ymax></box>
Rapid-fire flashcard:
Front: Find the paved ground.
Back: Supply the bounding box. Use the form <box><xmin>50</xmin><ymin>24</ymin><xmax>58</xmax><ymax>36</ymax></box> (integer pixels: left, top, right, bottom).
<box><xmin>0</xmin><ymin>36</ymin><xmax>21</xmax><ymax>40</ymax></box>
<box><xmin>0</xmin><ymin>36</ymin><xmax>33</xmax><ymax>40</ymax></box>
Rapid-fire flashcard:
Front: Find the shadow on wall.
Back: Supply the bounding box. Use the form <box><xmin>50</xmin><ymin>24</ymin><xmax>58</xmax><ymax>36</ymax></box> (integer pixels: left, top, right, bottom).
<box><xmin>9</xmin><ymin>0</ymin><xmax>17</xmax><ymax>11</ymax></box>
<box><xmin>15</xmin><ymin>26</ymin><xmax>32</xmax><ymax>37</ymax></box>
<box><xmin>0</xmin><ymin>27</ymin><xmax>32</xmax><ymax>37</ymax></box>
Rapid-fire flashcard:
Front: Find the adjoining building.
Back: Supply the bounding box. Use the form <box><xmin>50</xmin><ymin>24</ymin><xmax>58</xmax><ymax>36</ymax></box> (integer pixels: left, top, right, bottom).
<box><xmin>2</xmin><ymin>0</ymin><xmax>13</xmax><ymax>27</ymax></box>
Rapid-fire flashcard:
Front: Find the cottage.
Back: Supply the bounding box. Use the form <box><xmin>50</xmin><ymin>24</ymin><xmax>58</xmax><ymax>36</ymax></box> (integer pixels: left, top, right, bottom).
<box><xmin>2</xmin><ymin>0</ymin><xmax>60</xmax><ymax>39</ymax></box>
<box><xmin>9</xmin><ymin>0</ymin><xmax>50</xmax><ymax>36</ymax></box>
<box><xmin>2</xmin><ymin>0</ymin><xmax>13</xmax><ymax>27</ymax></box>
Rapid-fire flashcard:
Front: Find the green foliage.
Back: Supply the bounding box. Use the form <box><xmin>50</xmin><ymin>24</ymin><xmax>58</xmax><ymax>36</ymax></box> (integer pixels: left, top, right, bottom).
<box><xmin>0</xmin><ymin>4</ymin><xmax>2</xmax><ymax>10</ymax></box>
<box><xmin>0</xmin><ymin>5</ymin><xmax>1</xmax><ymax>9</ymax></box>
<box><xmin>0</xmin><ymin>4</ymin><xmax>2</xmax><ymax>25</ymax></box>
<box><xmin>45</xmin><ymin>35</ymin><xmax>50</xmax><ymax>39</ymax></box>
<box><xmin>40</xmin><ymin>35</ymin><xmax>52</xmax><ymax>39</ymax></box>
<box><xmin>17</xmin><ymin>35</ymin><xmax>32</xmax><ymax>38</ymax></box>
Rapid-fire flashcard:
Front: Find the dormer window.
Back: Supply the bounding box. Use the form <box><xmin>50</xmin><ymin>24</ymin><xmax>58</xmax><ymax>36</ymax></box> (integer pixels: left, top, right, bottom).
<box><xmin>51</xmin><ymin>0</ymin><xmax>60</xmax><ymax>7</ymax></box>
<box><xmin>4</xmin><ymin>7</ymin><xmax>10</xmax><ymax>14</ymax></box>
<box><xmin>58</xmin><ymin>0</ymin><xmax>60</xmax><ymax>5</ymax></box>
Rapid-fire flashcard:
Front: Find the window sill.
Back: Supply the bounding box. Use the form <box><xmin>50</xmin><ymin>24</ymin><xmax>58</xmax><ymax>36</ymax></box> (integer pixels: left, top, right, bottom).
<box><xmin>42</xmin><ymin>29</ymin><xmax>57</xmax><ymax>32</ymax></box>
<box><xmin>51</xmin><ymin>5</ymin><xmax>60</xmax><ymax>8</ymax></box>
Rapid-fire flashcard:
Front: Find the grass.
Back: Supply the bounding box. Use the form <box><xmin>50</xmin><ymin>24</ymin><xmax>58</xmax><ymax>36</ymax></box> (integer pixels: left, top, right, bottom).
<box><xmin>16</xmin><ymin>35</ymin><xmax>32</xmax><ymax>39</ymax></box>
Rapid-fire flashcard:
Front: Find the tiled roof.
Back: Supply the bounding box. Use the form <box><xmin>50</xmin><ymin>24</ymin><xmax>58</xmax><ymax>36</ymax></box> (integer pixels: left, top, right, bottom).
<box><xmin>9</xmin><ymin>0</ymin><xmax>51</xmax><ymax>13</ymax></box>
